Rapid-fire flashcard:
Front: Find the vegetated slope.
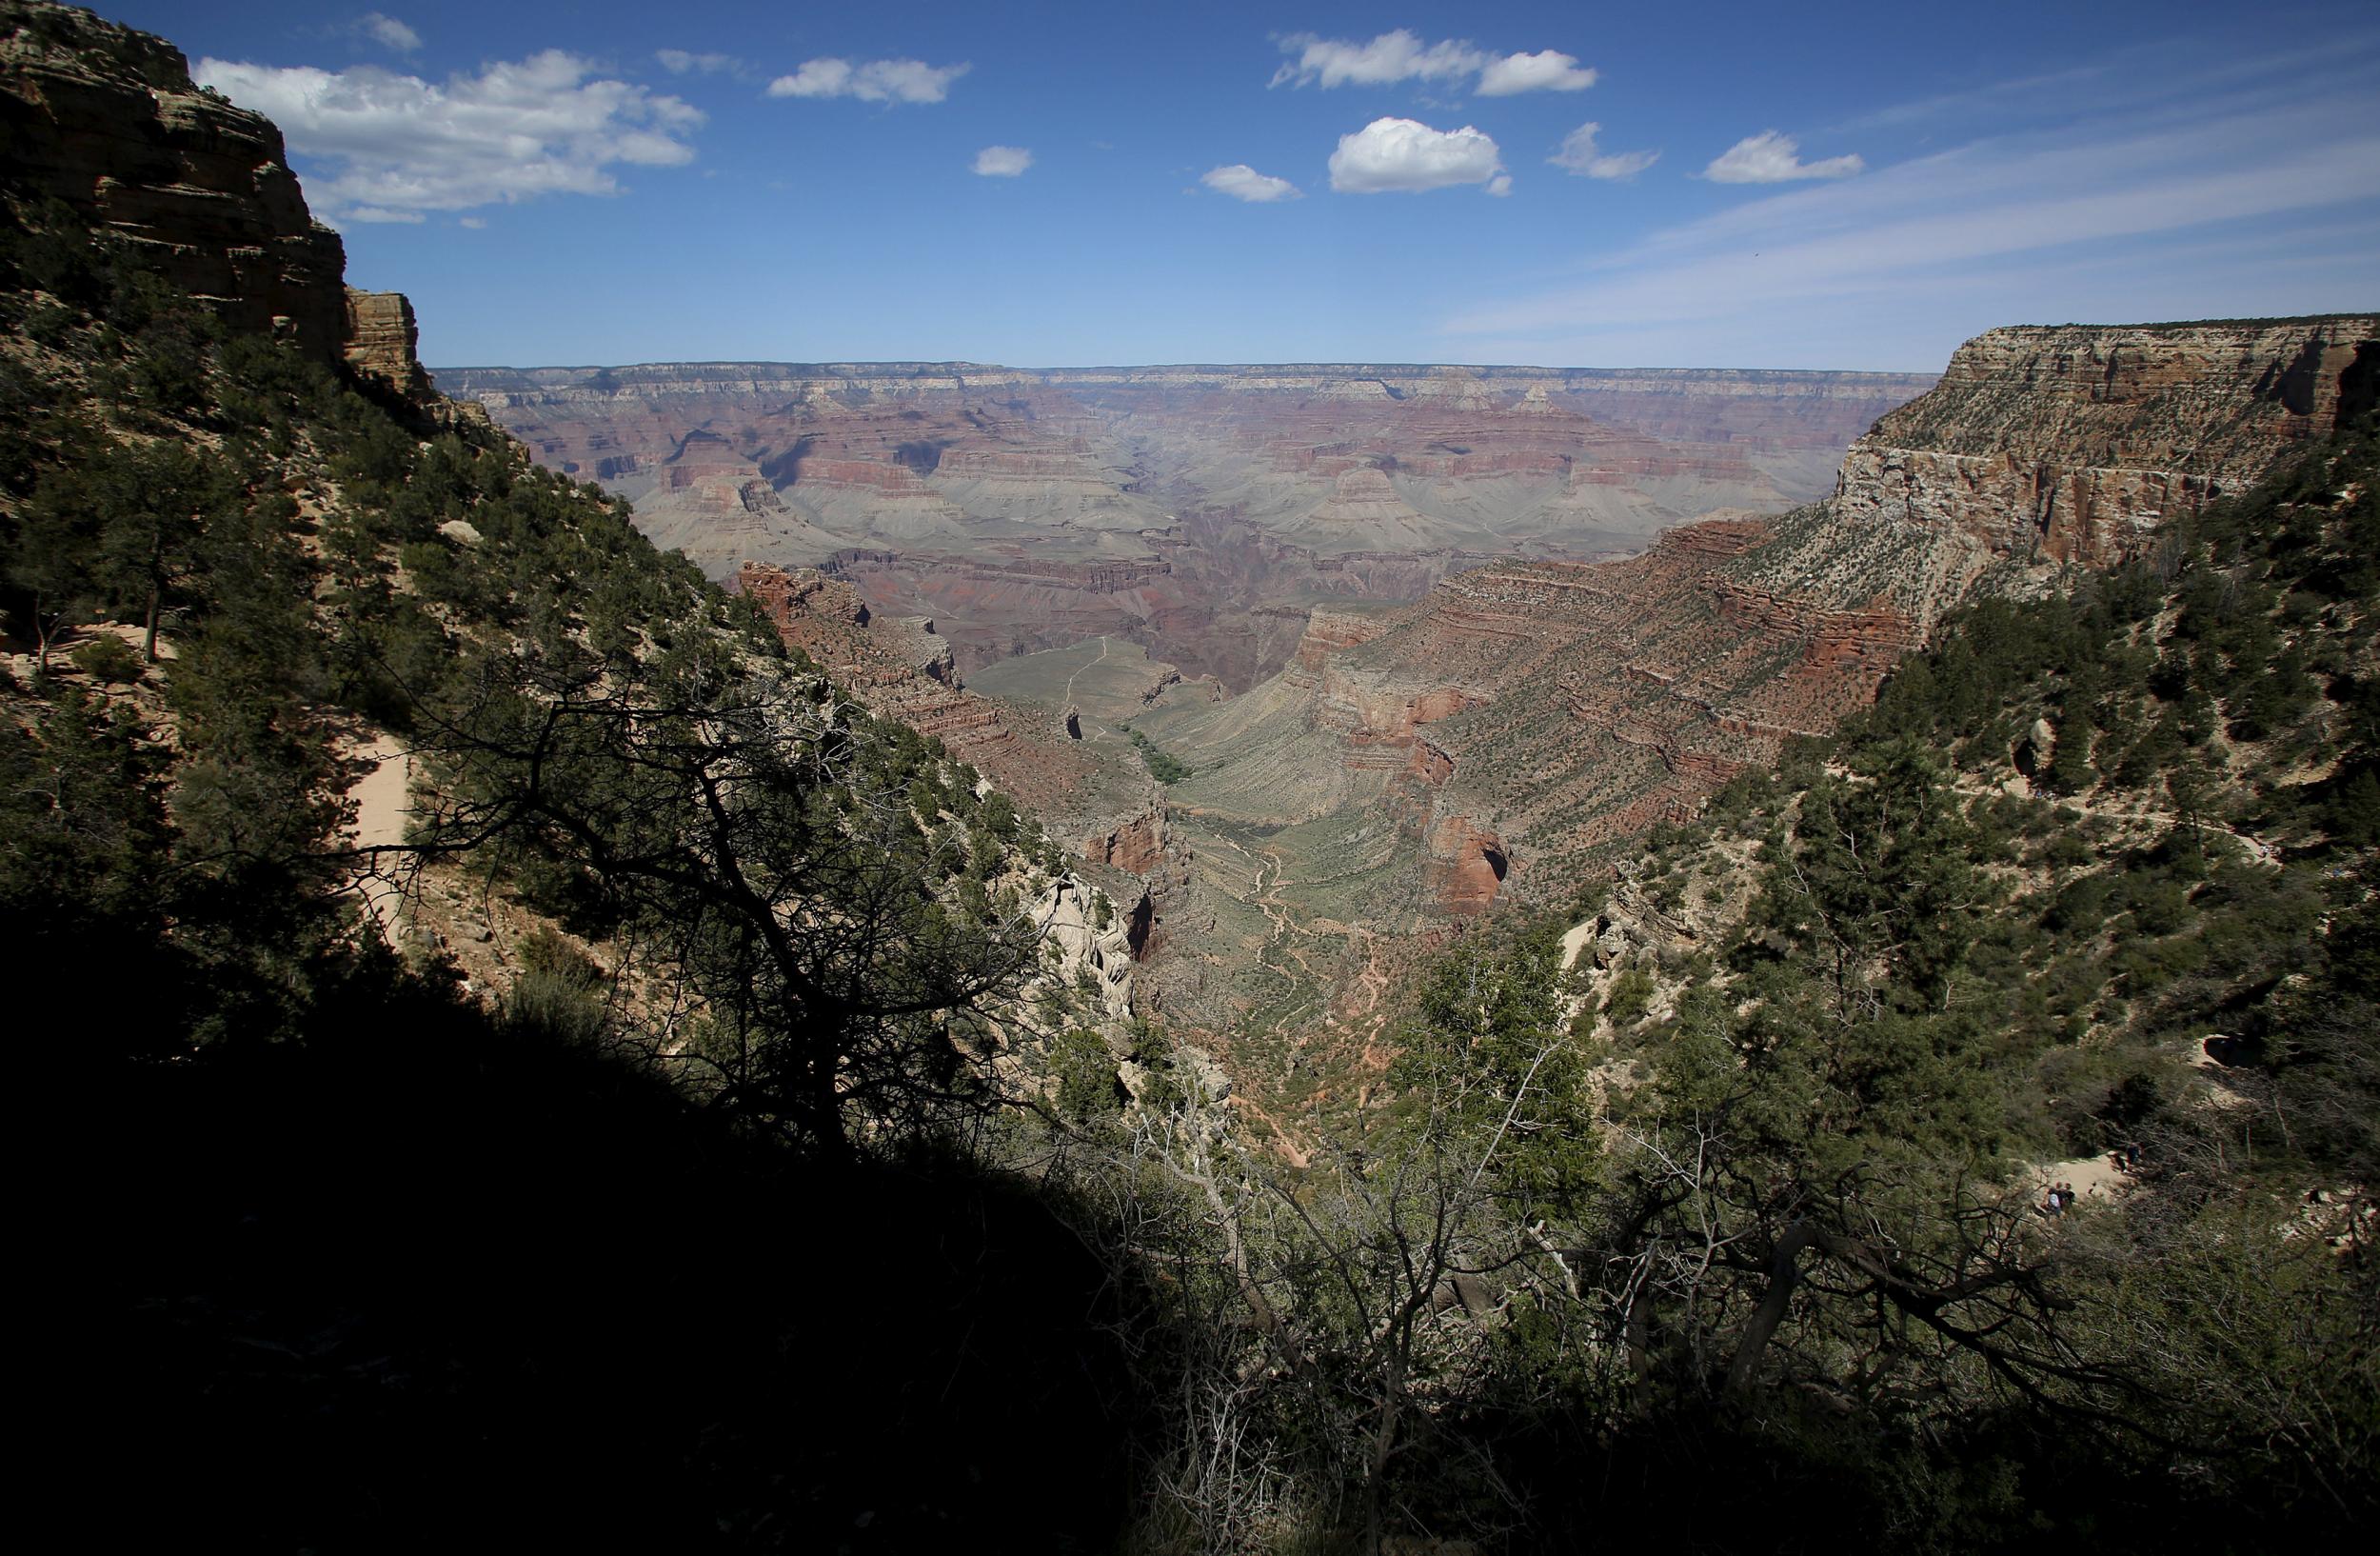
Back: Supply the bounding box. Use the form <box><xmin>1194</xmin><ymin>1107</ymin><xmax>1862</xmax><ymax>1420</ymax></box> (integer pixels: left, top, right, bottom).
<box><xmin>1575</xmin><ymin>403</ymin><xmax>2380</xmax><ymax>1161</ymax></box>
<box><xmin>1542</xmin><ymin>411</ymin><xmax>2380</xmax><ymax>1539</ymax></box>
<box><xmin>3</xmin><ymin>4</ymin><xmax>1149</xmax><ymax>1545</ymax></box>
<box><xmin>439</xmin><ymin>358</ymin><xmax>1933</xmax><ymax>688</ymax></box>
<box><xmin>1048</xmin><ymin>414</ymin><xmax>2378</xmax><ymax>1554</ymax></box>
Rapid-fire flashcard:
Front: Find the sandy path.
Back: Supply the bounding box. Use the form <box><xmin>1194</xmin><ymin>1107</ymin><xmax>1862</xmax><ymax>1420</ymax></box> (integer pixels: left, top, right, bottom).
<box><xmin>1205</xmin><ymin>833</ymin><xmax>1310</xmax><ymax>987</ymax></box>
<box><xmin>2030</xmin><ymin>1150</ymin><xmax>2131</xmax><ymax>1208</ymax></box>
<box><xmin>344</xmin><ymin>735</ymin><xmax>414</xmax><ymax>940</ymax></box>
<box><xmin>1559</xmin><ymin>917</ymin><xmax>1598</xmax><ymax>970</ymax></box>
<box><xmin>1953</xmin><ymin>780</ymin><xmax>2279</xmax><ymax>866</ymax></box>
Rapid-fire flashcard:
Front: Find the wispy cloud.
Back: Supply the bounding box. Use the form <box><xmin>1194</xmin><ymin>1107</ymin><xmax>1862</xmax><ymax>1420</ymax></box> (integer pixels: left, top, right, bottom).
<box><xmin>972</xmin><ymin>145</ymin><xmax>1032</xmax><ymax>177</ymax></box>
<box><xmin>355</xmin><ymin>12</ymin><xmax>419</xmax><ymax>55</ymax></box>
<box><xmin>1702</xmin><ymin>130</ymin><xmax>1863</xmax><ymax>184</ymax></box>
<box><xmin>1331</xmin><ymin>117</ymin><xmax>1508</xmax><ymax>195</ymax></box>
<box><xmin>766</xmin><ymin>58</ymin><xmax>969</xmax><ymax>104</ymax></box>
<box><xmin>1203</xmin><ymin>164</ymin><xmax>1300</xmax><ymax>203</ymax></box>
<box><xmin>656</xmin><ymin>50</ymin><xmax>740</xmax><ymax>76</ymax></box>
<box><xmin>1550</xmin><ymin>123</ymin><xmax>1657</xmax><ymax>180</ymax></box>
<box><xmin>197</xmin><ymin>50</ymin><xmax>702</xmax><ymax>222</ymax></box>
<box><xmin>1274</xmin><ymin>30</ymin><xmax>1594</xmax><ymax>96</ymax></box>
<box><xmin>1441</xmin><ymin>53</ymin><xmax>2380</xmax><ymax>369</ymax></box>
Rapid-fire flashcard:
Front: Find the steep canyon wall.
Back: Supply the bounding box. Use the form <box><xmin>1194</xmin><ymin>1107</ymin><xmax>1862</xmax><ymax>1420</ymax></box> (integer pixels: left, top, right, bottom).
<box><xmin>3</xmin><ymin>1</ymin><xmax>442</xmax><ymax>403</ymax></box>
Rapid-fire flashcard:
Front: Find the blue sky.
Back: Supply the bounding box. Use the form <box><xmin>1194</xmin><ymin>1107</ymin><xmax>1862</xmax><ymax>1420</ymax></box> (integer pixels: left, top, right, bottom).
<box><xmin>109</xmin><ymin>1</ymin><xmax>2380</xmax><ymax>370</ymax></box>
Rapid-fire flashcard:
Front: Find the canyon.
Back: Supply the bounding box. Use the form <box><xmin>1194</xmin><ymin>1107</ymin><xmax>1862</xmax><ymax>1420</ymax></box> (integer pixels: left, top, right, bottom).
<box><xmin>1121</xmin><ymin>316</ymin><xmax>2378</xmax><ymax>1048</ymax></box>
<box><xmin>652</xmin><ymin>318</ymin><xmax>2380</xmax><ymax>1089</ymax></box>
<box><xmin>12</xmin><ymin>0</ymin><xmax>2370</xmax><ymax>1120</ymax></box>
<box><xmin>439</xmin><ymin>359</ymin><xmax>1934</xmax><ymax>688</ymax></box>
<box><xmin>18</xmin><ymin>5</ymin><xmax>2377</xmax><ymax>1544</ymax></box>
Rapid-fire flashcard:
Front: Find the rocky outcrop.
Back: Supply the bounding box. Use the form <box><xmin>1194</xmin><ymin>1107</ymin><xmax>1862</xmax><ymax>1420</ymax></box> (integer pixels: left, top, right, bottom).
<box><xmin>1029</xmin><ymin>874</ymin><xmax>1138</xmax><ymax>1024</ymax></box>
<box><xmin>0</xmin><ymin>1</ymin><xmax>479</xmax><ymax>406</ymax></box>
<box><xmin>1292</xmin><ymin>604</ymin><xmax>1398</xmax><ymax>672</ymax></box>
<box><xmin>1422</xmin><ymin>816</ymin><xmax>1509</xmax><ymax>915</ymax></box>
<box><xmin>740</xmin><ymin>562</ymin><xmax>867</xmax><ymax>629</ymax></box>
<box><xmin>0</xmin><ymin>0</ymin><xmax>348</xmax><ymax>362</ymax></box>
<box><xmin>1835</xmin><ymin>318</ymin><xmax>2379</xmax><ymax>567</ymax></box>
<box><xmin>344</xmin><ymin>289</ymin><xmax>434</xmax><ymax>399</ymax></box>
<box><xmin>1085</xmin><ymin>808</ymin><xmax>1168</xmax><ymax>875</ymax></box>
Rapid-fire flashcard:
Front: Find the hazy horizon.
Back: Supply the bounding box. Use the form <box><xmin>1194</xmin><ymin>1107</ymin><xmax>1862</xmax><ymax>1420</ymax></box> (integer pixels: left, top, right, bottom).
<box><xmin>427</xmin><ymin>355</ymin><xmax>1951</xmax><ymax>374</ymax></box>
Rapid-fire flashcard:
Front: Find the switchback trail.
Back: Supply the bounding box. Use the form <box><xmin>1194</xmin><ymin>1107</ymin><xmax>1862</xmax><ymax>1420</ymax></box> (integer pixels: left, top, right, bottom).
<box><xmin>1061</xmin><ymin>634</ymin><xmax>1112</xmax><ymax>709</ymax></box>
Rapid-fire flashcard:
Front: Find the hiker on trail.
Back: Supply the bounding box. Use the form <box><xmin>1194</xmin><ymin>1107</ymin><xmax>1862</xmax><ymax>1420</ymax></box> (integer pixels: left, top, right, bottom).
<box><xmin>2126</xmin><ymin>1143</ymin><xmax>2143</xmax><ymax>1169</ymax></box>
<box><xmin>2044</xmin><ymin>1187</ymin><xmax>2064</xmax><ymax>1218</ymax></box>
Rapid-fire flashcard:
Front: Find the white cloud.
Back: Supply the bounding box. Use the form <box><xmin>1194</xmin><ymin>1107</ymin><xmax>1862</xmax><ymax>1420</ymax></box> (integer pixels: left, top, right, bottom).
<box><xmin>656</xmin><ymin>50</ymin><xmax>738</xmax><ymax>75</ymax></box>
<box><xmin>1329</xmin><ymin>117</ymin><xmax>1506</xmax><ymax>194</ymax></box>
<box><xmin>196</xmin><ymin>50</ymin><xmax>704</xmax><ymax>220</ymax></box>
<box><xmin>765</xmin><ymin>58</ymin><xmax>969</xmax><ymax>104</ymax></box>
<box><xmin>972</xmin><ymin>145</ymin><xmax>1032</xmax><ymax>177</ymax></box>
<box><xmin>1703</xmin><ymin>130</ymin><xmax>1865</xmax><ymax>184</ymax></box>
<box><xmin>357</xmin><ymin>13</ymin><xmax>419</xmax><ymax>55</ymax></box>
<box><xmin>1202</xmin><ymin>164</ymin><xmax>1300</xmax><ymax>202</ymax></box>
<box><xmin>342</xmin><ymin>205</ymin><xmax>424</xmax><ymax>224</ymax></box>
<box><xmin>1550</xmin><ymin>123</ymin><xmax>1658</xmax><ymax>180</ymax></box>
<box><xmin>1477</xmin><ymin>50</ymin><xmax>1597</xmax><ymax>96</ymax></box>
<box><xmin>458</xmin><ymin>215</ymin><xmax>487</xmax><ymax>229</ymax></box>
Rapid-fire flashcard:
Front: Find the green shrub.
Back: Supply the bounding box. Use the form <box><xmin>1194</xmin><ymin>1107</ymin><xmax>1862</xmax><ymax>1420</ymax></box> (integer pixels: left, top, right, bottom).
<box><xmin>1049</xmin><ymin>1027</ymin><xmax>1122</xmax><ymax>1123</ymax></box>
<box><xmin>1125</xmin><ymin>728</ymin><xmax>1192</xmax><ymax>784</ymax></box>
<box><xmin>504</xmin><ymin>926</ymin><xmax>611</xmax><ymax>1045</ymax></box>
<box><xmin>69</xmin><ymin>634</ymin><xmax>145</xmax><ymax>683</ymax></box>
<box><xmin>1601</xmin><ymin>967</ymin><xmax>1655</xmax><ymax>1028</ymax></box>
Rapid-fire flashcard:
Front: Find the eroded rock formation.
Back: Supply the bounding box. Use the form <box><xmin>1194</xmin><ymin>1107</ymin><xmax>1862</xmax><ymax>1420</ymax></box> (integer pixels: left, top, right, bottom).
<box><xmin>1</xmin><ymin>1</ymin><xmax>467</xmax><ymax>410</ymax></box>
<box><xmin>1835</xmin><ymin>318</ymin><xmax>2380</xmax><ymax>567</ymax></box>
<box><xmin>0</xmin><ymin>0</ymin><xmax>348</xmax><ymax>361</ymax></box>
<box><xmin>344</xmin><ymin>289</ymin><xmax>435</xmax><ymax>400</ymax></box>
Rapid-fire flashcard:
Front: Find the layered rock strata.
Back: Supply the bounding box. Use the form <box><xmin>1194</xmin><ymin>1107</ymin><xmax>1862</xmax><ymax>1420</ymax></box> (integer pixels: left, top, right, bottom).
<box><xmin>1835</xmin><ymin>318</ymin><xmax>2380</xmax><ymax>568</ymax></box>
<box><xmin>437</xmin><ymin>358</ymin><xmax>1935</xmax><ymax>688</ymax></box>
<box><xmin>343</xmin><ymin>289</ymin><xmax>435</xmax><ymax>400</ymax></box>
<box><xmin>0</xmin><ymin>0</ymin><xmax>348</xmax><ymax>362</ymax></box>
<box><xmin>737</xmin><ymin>562</ymin><xmax>1200</xmax><ymax>984</ymax></box>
